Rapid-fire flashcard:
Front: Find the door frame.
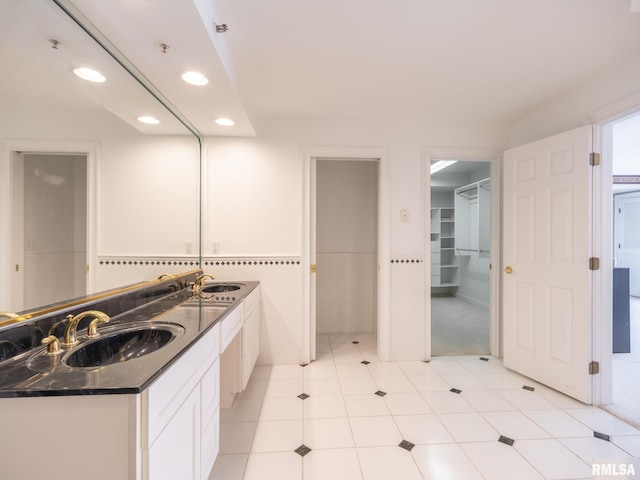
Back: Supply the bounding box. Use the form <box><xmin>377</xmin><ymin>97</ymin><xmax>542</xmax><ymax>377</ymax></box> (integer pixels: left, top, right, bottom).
<box><xmin>422</xmin><ymin>148</ymin><xmax>502</xmax><ymax>359</ymax></box>
<box><xmin>302</xmin><ymin>147</ymin><xmax>390</xmax><ymax>364</ymax></box>
<box><xmin>590</xmin><ymin>101</ymin><xmax>640</xmax><ymax>405</ymax></box>
<box><xmin>0</xmin><ymin>140</ymin><xmax>97</xmax><ymax>310</ymax></box>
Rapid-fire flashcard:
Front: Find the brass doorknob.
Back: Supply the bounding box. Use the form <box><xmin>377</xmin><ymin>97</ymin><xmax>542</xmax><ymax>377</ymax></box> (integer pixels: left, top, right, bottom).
<box><xmin>504</xmin><ymin>266</ymin><xmax>513</xmax><ymax>274</ymax></box>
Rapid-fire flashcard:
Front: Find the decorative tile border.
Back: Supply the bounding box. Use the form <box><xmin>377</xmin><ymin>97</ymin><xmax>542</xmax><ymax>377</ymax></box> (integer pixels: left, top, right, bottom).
<box><xmin>97</xmin><ymin>256</ymin><xmax>302</xmax><ymax>268</ymax></box>
<box><xmin>203</xmin><ymin>257</ymin><xmax>301</xmax><ymax>267</ymax></box>
<box><xmin>99</xmin><ymin>256</ymin><xmax>200</xmax><ymax>267</ymax></box>
<box><xmin>390</xmin><ymin>257</ymin><xmax>423</xmax><ymax>264</ymax></box>
<box><xmin>613</xmin><ymin>175</ymin><xmax>640</xmax><ymax>184</ymax></box>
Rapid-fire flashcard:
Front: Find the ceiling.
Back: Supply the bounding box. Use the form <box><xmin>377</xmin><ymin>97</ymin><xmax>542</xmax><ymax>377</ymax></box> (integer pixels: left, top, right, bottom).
<box><xmin>13</xmin><ymin>1</ymin><xmax>640</xmax><ymax>136</ymax></box>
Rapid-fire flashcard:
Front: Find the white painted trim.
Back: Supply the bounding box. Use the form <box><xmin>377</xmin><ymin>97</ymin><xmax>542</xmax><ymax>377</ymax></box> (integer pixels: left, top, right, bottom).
<box><xmin>302</xmin><ymin>146</ymin><xmax>390</xmax><ymax>364</ymax></box>
<box><xmin>421</xmin><ymin>148</ymin><xmax>502</xmax><ymax>359</ymax></box>
<box><xmin>588</xmin><ymin>103</ymin><xmax>640</xmax><ymax>406</ymax></box>
<box><xmin>0</xmin><ymin>140</ymin><xmax>98</xmax><ymax>310</ymax></box>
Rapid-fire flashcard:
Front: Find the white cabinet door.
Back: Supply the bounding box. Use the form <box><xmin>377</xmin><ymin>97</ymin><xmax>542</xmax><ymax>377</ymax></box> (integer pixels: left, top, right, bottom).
<box><xmin>148</xmin><ymin>388</ymin><xmax>200</xmax><ymax>480</ymax></box>
<box><xmin>503</xmin><ymin>125</ymin><xmax>593</xmax><ymax>403</ymax></box>
<box><xmin>242</xmin><ymin>305</ymin><xmax>260</xmax><ymax>389</ymax></box>
<box><xmin>200</xmin><ymin>358</ymin><xmax>220</xmax><ymax>479</ymax></box>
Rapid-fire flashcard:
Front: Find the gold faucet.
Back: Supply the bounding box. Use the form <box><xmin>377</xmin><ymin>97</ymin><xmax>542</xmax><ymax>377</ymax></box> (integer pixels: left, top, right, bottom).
<box><xmin>41</xmin><ymin>335</ymin><xmax>63</xmax><ymax>356</ymax></box>
<box><xmin>192</xmin><ymin>273</ymin><xmax>215</xmax><ymax>292</ymax></box>
<box><xmin>62</xmin><ymin>310</ymin><xmax>110</xmax><ymax>347</ymax></box>
<box><xmin>158</xmin><ymin>273</ymin><xmax>185</xmax><ymax>290</ymax></box>
<box><xmin>0</xmin><ymin>312</ymin><xmax>18</xmax><ymax>319</ymax></box>
<box><xmin>87</xmin><ymin>315</ymin><xmax>110</xmax><ymax>338</ymax></box>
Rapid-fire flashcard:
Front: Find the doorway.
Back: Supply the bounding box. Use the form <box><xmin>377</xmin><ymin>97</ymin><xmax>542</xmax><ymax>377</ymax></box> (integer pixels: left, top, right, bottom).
<box><xmin>604</xmin><ymin>111</ymin><xmax>640</xmax><ymax>426</ymax></box>
<box><xmin>430</xmin><ymin>160</ymin><xmax>492</xmax><ymax>355</ymax></box>
<box><xmin>314</xmin><ymin>158</ymin><xmax>379</xmax><ymax>361</ymax></box>
<box><xmin>11</xmin><ymin>152</ymin><xmax>88</xmax><ymax>311</ymax></box>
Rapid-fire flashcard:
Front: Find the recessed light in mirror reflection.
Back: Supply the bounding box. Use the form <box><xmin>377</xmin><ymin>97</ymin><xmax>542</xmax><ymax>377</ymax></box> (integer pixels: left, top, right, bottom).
<box><xmin>73</xmin><ymin>67</ymin><xmax>106</xmax><ymax>83</ymax></box>
<box><xmin>181</xmin><ymin>71</ymin><xmax>208</xmax><ymax>86</ymax></box>
<box><xmin>214</xmin><ymin>117</ymin><xmax>235</xmax><ymax>127</ymax></box>
<box><xmin>137</xmin><ymin>116</ymin><xmax>160</xmax><ymax>125</ymax></box>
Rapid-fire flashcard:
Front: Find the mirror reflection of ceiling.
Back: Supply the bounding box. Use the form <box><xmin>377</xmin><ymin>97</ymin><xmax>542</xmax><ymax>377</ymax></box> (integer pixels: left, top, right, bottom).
<box><xmin>0</xmin><ymin>0</ymin><xmax>193</xmax><ymax>136</ymax></box>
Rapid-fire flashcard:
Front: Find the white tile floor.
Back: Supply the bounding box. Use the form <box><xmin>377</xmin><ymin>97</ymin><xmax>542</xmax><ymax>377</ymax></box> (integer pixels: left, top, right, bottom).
<box><xmin>210</xmin><ymin>333</ymin><xmax>640</xmax><ymax>480</ymax></box>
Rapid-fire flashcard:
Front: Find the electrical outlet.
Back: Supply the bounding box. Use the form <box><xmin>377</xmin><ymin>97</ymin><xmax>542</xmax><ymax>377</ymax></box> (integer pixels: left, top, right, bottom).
<box><xmin>185</xmin><ymin>241</ymin><xmax>193</xmax><ymax>254</ymax></box>
<box><xmin>400</xmin><ymin>209</ymin><xmax>409</xmax><ymax>222</ymax></box>
<box><xmin>211</xmin><ymin>242</ymin><xmax>220</xmax><ymax>254</ymax></box>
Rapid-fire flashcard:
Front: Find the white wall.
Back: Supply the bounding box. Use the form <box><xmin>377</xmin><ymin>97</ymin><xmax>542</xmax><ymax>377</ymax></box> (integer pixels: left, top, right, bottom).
<box><xmin>613</xmin><ymin>112</ymin><xmax>640</xmax><ymax>175</ymax></box>
<box><xmin>202</xmin><ymin>118</ymin><xmax>508</xmax><ymax>364</ymax></box>
<box><xmin>509</xmin><ymin>52</ymin><xmax>640</xmax><ymax>146</ymax></box>
<box><xmin>316</xmin><ymin>160</ymin><xmax>378</xmax><ymax>334</ymax></box>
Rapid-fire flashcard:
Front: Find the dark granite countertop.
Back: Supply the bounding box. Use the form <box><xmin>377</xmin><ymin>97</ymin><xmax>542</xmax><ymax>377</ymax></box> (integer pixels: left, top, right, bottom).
<box><xmin>0</xmin><ymin>281</ymin><xmax>259</xmax><ymax>398</ymax></box>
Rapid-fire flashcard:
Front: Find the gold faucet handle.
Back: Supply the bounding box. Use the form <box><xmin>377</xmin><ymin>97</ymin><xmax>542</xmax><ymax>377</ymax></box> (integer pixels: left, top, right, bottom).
<box><xmin>87</xmin><ymin>316</ymin><xmax>110</xmax><ymax>338</ymax></box>
<box><xmin>41</xmin><ymin>335</ymin><xmax>63</xmax><ymax>356</ymax></box>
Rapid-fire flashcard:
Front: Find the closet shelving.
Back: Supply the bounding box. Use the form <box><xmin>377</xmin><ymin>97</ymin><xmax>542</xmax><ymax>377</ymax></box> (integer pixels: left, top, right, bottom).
<box><xmin>430</xmin><ymin>207</ymin><xmax>459</xmax><ymax>287</ymax></box>
<box><xmin>454</xmin><ymin>178</ymin><xmax>491</xmax><ymax>258</ymax></box>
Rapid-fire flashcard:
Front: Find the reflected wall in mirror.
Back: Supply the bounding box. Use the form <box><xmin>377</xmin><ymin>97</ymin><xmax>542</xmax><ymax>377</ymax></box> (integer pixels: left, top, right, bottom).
<box><xmin>0</xmin><ymin>0</ymin><xmax>201</xmax><ymax>313</ymax></box>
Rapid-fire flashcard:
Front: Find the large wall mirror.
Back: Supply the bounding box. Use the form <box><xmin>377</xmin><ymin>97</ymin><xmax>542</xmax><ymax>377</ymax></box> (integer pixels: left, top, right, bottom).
<box><xmin>0</xmin><ymin>0</ymin><xmax>201</xmax><ymax>313</ymax></box>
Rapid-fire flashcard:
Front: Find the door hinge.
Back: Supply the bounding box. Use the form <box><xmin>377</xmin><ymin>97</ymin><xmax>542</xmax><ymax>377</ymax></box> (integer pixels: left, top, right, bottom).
<box><xmin>86</xmin><ymin>264</ymin><xmax>90</xmax><ymax>273</ymax></box>
<box><xmin>589</xmin><ymin>361</ymin><xmax>600</xmax><ymax>375</ymax></box>
<box><xmin>15</xmin><ymin>264</ymin><xmax>19</xmax><ymax>272</ymax></box>
<box><xmin>589</xmin><ymin>152</ymin><xmax>601</xmax><ymax>166</ymax></box>
<box><xmin>589</xmin><ymin>257</ymin><xmax>600</xmax><ymax>270</ymax></box>
<box><xmin>310</xmin><ymin>264</ymin><xmax>317</xmax><ymax>273</ymax></box>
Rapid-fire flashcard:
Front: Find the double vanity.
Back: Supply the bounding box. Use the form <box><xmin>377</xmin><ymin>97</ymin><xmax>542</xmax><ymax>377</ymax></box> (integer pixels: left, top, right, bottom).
<box><xmin>0</xmin><ymin>270</ymin><xmax>260</xmax><ymax>480</ymax></box>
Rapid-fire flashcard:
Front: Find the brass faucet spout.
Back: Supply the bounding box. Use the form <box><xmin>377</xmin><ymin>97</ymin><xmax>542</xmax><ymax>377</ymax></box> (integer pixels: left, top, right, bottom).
<box><xmin>0</xmin><ymin>312</ymin><xmax>19</xmax><ymax>319</ymax></box>
<box><xmin>196</xmin><ymin>273</ymin><xmax>215</xmax><ymax>286</ymax></box>
<box><xmin>62</xmin><ymin>310</ymin><xmax>110</xmax><ymax>347</ymax></box>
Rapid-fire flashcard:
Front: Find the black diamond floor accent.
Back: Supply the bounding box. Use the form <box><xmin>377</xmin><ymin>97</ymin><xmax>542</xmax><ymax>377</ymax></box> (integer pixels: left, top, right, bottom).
<box><xmin>479</xmin><ymin>357</ymin><xmax>489</xmax><ymax>362</ymax></box>
<box><xmin>298</xmin><ymin>393</ymin><xmax>310</xmax><ymax>400</ymax></box>
<box><xmin>498</xmin><ymin>435</ymin><xmax>515</xmax><ymax>446</ymax></box>
<box><xmin>375</xmin><ymin>390</ymin><xmax>387</xmax><ymax>397</ymax></box>
<box><xmin>295</xmin><ymin>445</ymin><xmax>312</xmax><ymax>457</ymax></box>
<box><xmin>450</xmin><ymin>388</ymin><xmax>462</xmax><ymax>394</ymax></box>
<box><xmin>399</xmin><ymin>440</ymin><xmax>415</xmax><ymax>451</ymax></box>
<box><xmin>522</xmin><ymin>385</ymin><xmax>535</xmax><ymax>392</ymax></box>
<box><xmin>352</xmin><ymin>341</ymin><xmax>360</xmax><ymax>344</ymax></box>
<box><xmin>361</xmin><ymin>360</ymin><xmax>370</xmax><ymax>365</ymax></box>
<box><xmin>594</xmin><ymin>431</ymin><xmax>611</xmax><ymax>442</ymax></box>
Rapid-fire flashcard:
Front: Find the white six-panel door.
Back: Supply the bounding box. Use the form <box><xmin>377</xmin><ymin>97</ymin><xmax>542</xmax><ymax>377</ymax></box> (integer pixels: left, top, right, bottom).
<box><xmin>503</xmin><ymin>125</ymin><xmax>593</xmax><ymax>403</ymax></box>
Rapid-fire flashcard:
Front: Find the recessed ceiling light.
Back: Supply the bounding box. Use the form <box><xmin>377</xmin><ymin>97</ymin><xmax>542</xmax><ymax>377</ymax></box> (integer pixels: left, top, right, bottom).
<box><xmin>181</xmin><ymin>71</ymin><xmax>208</xmax><ymax>86</ymax></box>
<box><xmin>430</xmin><ymin>160</ymin><xmax>458</xmax><ymax>175</ymax></box>
<box><xmin>215</xmin><ymin>117</ymin><xmax>235</xmax><ymax>127</ymax></box>
<box><xmin>73</xmin><ymin>67</ymin><xmax>106</xmax><ymax>83</ymax></box>
<box><xmin>137</xmin><ymin>116</ymin><xmax>160</xmax><ymax>125</ymax></box>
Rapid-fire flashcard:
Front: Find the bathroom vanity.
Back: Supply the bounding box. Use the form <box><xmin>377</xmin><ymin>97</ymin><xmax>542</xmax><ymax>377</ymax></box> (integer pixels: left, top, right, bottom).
<box><xmin>0</xmin><ymin>272</ymin><xmax>260</xmax><ymax>480</ymax></box>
